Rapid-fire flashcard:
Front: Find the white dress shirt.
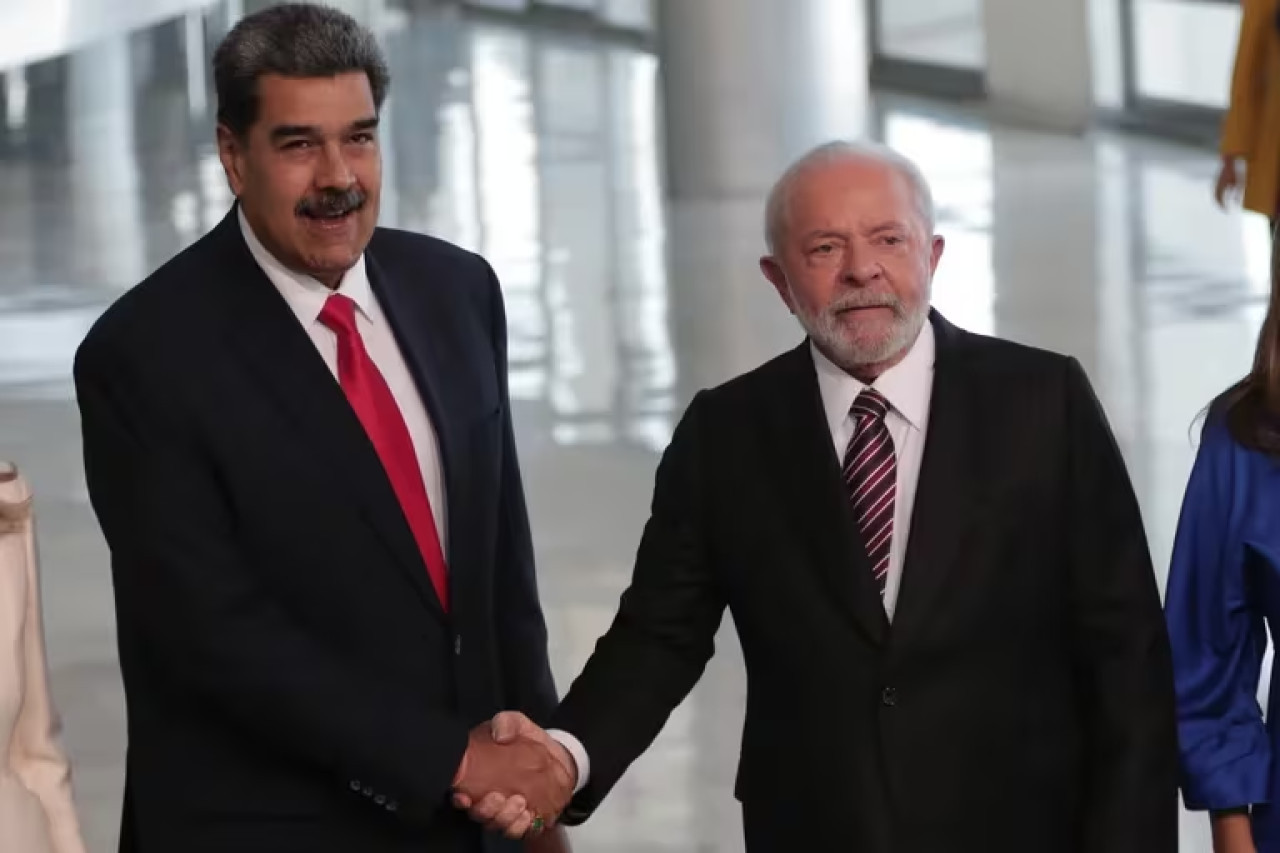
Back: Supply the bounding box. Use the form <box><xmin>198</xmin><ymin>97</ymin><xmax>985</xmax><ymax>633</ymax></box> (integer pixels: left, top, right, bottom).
<box><xmin>237</xmin><ymin>209</ymin><xmax>449</xmax><ymax>553</ymax></box>
<box><xmin>812</xmin><ymin>321</ymin><xmax>935</xmax><ymax>620</ymax></box>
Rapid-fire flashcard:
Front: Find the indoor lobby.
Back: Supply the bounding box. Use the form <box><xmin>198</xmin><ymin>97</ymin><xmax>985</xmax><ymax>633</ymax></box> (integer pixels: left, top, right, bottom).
<box><xmin>0</xmin><ymin>0</ymin><xmax>1268</xmax><ymax>850</ymax></box>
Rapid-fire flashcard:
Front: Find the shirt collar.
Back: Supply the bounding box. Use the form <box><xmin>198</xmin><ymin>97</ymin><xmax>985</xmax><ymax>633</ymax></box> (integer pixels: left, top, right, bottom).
<box><xmin>237</xmin><ymin>206</ymin><xmax>373</xmax><ymax>327</ymax></box>
<box><xmin>812</xmin><ymin>319</ymin><xmax>935</xmax><ymax>436</ymax></box>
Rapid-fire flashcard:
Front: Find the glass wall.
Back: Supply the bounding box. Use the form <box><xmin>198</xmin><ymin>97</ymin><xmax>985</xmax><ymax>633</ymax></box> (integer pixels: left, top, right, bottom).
<box><xmin>1131</xmin><ymin>0</ymin><xmax>1236</xmax><ymax>110</ymax></box>
<box><xmin>868</xmin><ymin>0</ymin><xmax>1239</xmax><ymax>144</ymax></box>
<box><xmin>869</xmin><ymin>0</ymin><xmax>985</xmax><ymax>97</ymax></box>
<box><xmin>461</xmin><ymin>0</ymin><xmax>653</xmax><ymax>32</ymax></box>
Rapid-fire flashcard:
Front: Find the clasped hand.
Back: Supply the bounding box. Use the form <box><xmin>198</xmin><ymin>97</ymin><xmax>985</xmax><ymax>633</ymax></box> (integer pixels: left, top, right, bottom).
<box><xmin>451</xmin><ymin>712</ymin><xmax>576</xmax><ymax>841</ymax></box>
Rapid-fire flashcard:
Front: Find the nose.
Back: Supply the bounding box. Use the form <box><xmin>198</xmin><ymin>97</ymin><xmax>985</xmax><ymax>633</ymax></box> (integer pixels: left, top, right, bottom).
<box><xmin>840</xmin><ymin>244</ymin><xmax>882</xmax><ymax>286</ymax></box>
<box><xmin>314</xmin><ymin>141</ymin><xmax>355</xmax><ymax>190</ymax></box>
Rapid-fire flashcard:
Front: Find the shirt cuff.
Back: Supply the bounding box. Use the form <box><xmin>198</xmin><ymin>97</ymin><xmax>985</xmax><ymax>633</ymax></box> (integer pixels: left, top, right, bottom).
<box><xmin>547</xmin><ymin>729</ymin><xmax>590</xmax><ymax>794</ymax></box>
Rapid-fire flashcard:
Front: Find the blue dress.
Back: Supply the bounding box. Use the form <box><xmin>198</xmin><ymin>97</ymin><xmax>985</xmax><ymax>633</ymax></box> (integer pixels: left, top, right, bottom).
<box><xmin>1166</xmin><ymin>414</ymin><xmax>1280</xmax><ymax>847</ymax></box>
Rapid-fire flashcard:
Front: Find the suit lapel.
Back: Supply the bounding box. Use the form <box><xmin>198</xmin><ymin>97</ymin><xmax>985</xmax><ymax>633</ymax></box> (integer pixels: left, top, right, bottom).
<box><xmin>365</xmin><ymin>250</ymin><xmax>478</xmax><ymax>588</ymax></box>
<box><xmin>762</xmin><ymin>344</ymin><xmax>889</xmax><ymax>646</ymax></box>
<box><xmin>211</xmin><ymin>209</ymin><xmax>447</xmax><ymax>620</ymax></box>
<box><xmin>891</xmin><ymin>312</ymin><xmax>979</xmax><ymax>643</ymax></box>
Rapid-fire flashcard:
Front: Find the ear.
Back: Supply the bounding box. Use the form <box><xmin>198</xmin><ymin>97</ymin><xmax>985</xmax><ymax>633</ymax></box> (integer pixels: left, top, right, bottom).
<box><xmin>216</xmin><ymin>124</ymin><xmax>248</xmax><ymax>198</ymax></box>
<box><xmin>928</xmin><ymin>234</ymin><xmax>945</xmax><ymax>275</ymax></box>
<box><xmin>759</xmin><ymin>255</ymin><xmax>797</xmax><ymax>315</ymax></box>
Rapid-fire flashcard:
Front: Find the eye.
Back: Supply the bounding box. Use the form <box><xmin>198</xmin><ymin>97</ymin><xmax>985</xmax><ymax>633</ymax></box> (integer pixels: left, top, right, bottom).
<box><xmin>350</xmin><ymin>132</ymin><xmax>376</xmax><ymax>144</ymax></box>
<box><xmin>282</xmin><ymin>139</ymin><xmax>311</xmax><ymax>150</ymax></box>
<box><xmin>811</xmin><ymin>243</ymin><xmax>834</xmax><ymax>255</ymax></box>
<box><xmin>880</xmin><ymin>235</ymin><xmax>904</xmax><ymax>246</ymax></box>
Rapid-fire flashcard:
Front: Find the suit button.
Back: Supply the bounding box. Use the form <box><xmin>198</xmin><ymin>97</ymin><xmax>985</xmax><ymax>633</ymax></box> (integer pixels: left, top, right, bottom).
<box><xmin>350</xmin><ymin>780</ymin><xmax>362</xmax><ymax>792</ymax></box>
<box><xmin>881</xmin><ymin>687</ymin><xmax>898</xmax><ymax>707</ymax></box>
<box><xmin>375</xmin><ymin>794</ymin><xmax>387</xmax><ymax>806</ymax></box>
<box><xmin>362</xmin><ymin>786</ymin><xmax>373</xmax><ymax>797</ymax></box>
<box><xmin>387</xmin><ymin>800</ymin><xmax>399</xmax><ymax>812</ymax></box>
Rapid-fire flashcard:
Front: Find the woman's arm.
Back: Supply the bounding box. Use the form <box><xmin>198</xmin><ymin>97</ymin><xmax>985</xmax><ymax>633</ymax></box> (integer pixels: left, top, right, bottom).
<box><xmin>9</xmin><ymin>511</ymin><xmax>87</xmax><ymax>853</ymax></box>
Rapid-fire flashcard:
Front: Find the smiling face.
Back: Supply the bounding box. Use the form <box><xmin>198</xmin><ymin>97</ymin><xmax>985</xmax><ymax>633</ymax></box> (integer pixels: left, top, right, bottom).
<box><xmin>217</xmin><ymin>71</ymin><xmax>382</xmax><ymax>288</ymax></box>
<box><xmin>760</xmin><ymin>155</ymin><xmax>944</xmax><ymax>380</ymax></box>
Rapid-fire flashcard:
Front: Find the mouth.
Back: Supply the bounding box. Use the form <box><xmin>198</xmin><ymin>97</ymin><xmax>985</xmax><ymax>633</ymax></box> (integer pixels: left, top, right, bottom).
<box><xmin>836</xmin><ymin>304</ymin><xmax>893</xmax><ymax>316</ymax></box>
<box><xmin>299</xmin><ymin>208</ymin><xmax>358</xmax><ymax>232</ymax></box>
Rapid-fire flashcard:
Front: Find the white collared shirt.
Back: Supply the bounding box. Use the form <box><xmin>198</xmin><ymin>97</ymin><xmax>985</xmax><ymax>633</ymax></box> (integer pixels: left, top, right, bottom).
<box><xmin>811</xmin><ymin>321</ymin><xmax>935</xmax><ymax>620</ymax></box>
<box><xmin>236</xmin><ymin>209</ymin><xmax>449</xmax><ymax>552</ymax></box>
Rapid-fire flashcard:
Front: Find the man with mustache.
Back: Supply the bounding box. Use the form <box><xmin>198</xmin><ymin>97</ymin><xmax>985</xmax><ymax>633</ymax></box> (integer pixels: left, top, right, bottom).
<box><xmin>461</xmin><ymin>141</ymin><xmax>1180</xmax><ymax>852</ymax></box>
<box><xmin>72</xmin><ymin>5</ymin><xmax>570</xmax><ymax>852</ymax></box>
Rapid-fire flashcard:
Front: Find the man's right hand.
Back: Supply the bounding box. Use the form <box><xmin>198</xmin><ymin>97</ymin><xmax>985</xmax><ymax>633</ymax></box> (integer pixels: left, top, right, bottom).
<box><xmin>451</xmin><ymin>720</ymin><xmax>574</xmax><ymax>839</ymax></box>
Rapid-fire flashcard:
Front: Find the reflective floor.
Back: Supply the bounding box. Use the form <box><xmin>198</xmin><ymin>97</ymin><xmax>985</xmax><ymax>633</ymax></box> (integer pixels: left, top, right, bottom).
<box><xmin>0</xmin><ymin>2</ymin><xmax>1268</xmax><ymax>851</ymax></box>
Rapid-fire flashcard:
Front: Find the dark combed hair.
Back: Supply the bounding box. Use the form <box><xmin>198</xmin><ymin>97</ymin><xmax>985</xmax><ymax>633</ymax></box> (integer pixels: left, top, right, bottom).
<box><xmin>1215</xmin><ymin>223</ymin><xmax>1280</xmax><ymax>455</ymax></box>
<box><xmin>212</xmin><ymin>2</ymin><xmax>391</xmax><ymax>137</ymax></box>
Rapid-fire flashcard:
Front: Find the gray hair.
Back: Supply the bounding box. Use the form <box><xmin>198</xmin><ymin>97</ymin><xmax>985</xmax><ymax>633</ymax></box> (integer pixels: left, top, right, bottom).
<box><xmin>213</xmin><ymin>3</ymin><xmax>391</xmax><ymax>137</ymax></box>
<box><xmin>763</xmin><ymin>140</ymin><xmax>936</xmax><ymax>253</ymax></box>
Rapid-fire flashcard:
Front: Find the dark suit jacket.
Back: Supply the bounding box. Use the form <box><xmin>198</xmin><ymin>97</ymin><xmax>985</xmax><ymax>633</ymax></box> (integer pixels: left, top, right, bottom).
<box><xmin>73</xmin><ymin>208</ymin><xmax>557</xmax><ymax>853</ymax></box>
<box><xmin>551</xmin><ymin>312</ymin><xmax>1179</xmax><ymax>853</ymax></box>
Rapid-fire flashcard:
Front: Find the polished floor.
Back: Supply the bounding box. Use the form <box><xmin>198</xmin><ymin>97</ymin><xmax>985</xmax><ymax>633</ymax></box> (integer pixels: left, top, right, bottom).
<box><xmin>0</xmin><ymin>2</ymin><xmax>1269</xmax><ymax>851</ymax></box>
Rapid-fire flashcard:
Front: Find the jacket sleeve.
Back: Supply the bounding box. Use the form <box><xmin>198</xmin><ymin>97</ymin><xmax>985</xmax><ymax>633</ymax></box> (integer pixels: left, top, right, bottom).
<box><xmin>1165</xmin><ymin>416</ymin><xmax>1270</xmax><ymax>811</ymax></box>
<box><xmin>72</xmin><ymin>333</ymin><xmax>470</xmax><ymax>827</ymax></box>
<box><xmin>1062</xmin><ymin>357</ymin><xmax>1180</xmax><ymax>852</ymax></box>
<box><xmin>9</xmin><ymin>509</ymin><xmax>88</xmax><ymax>853</ymax></box>
<box><xmin>1221</xmin><ymin>0</ymin><xmax>1271</xmax><ymax>157</ymax></box>
<box><xmin>550</xmin><ymin>392</ymin><xmax>727</xmax><ymax>823</ymax></box>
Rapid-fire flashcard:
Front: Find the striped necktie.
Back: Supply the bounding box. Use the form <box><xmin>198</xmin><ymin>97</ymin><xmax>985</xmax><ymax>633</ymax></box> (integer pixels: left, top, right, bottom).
<box><xmin>841</xmin><ymin>388</ymin><xmax>896</xmax><ymax>596</ymax></box>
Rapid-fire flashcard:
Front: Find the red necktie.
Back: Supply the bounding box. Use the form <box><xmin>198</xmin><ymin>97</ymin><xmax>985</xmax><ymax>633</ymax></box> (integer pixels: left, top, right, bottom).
<box><xmin>318</xmin><ymin>294</ymin><xmax>450</xmax><ymax>611</ymax></box>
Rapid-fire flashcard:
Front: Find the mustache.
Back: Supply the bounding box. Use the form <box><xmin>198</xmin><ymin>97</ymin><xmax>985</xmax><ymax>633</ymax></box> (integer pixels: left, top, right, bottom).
<box><xmin>827</xmin><ymin>292</ymin><xmax>905</xmax><ymax>316</ymax></box>
<box><xmin>296</xmin><ymin>188</ymin><xmax>367</xmax><ymax>218</ymax></box>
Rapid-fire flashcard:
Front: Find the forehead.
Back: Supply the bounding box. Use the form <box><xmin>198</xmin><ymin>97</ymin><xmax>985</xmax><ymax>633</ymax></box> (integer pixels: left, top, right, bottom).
<box><xmin>786</xmin><ymin>159</ymin><xmax>918</xmax><ymax>230</ymax></box>
<box><xmin>254</xmin><ymin>71</ymin><xmax>376</xmax><ymax>126</ymax></box>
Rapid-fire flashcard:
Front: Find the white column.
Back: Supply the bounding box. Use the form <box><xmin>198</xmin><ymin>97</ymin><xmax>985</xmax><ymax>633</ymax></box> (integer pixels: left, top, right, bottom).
<box><xmin>981</xmin><ymin>0</ymin><xmax>1093</xmax><ymax>133</ymax></box>
<box><xmin>657</xmin><ymin>0</ymin><xmax>869</xmax><ymax>199</ymax></box>
<box><xmin>68</xmin><ymin>34</ymin><xmax>145</xmax><ymax>289</ymax></box>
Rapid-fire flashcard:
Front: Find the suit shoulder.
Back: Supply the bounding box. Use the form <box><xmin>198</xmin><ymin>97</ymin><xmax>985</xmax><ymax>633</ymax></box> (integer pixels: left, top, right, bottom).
<box><xmin>79</xmin><ymin>232</ymin><xmax>221</xmax><ymax>360</ymax></box>
<box><xmin>957</xmin><ymin>329</ymin><xmax>1073</xmax><ymax>371</ymax></box>
<box><xmin>687</xmin><ymin>347</ymin><xmax>808</xmax><ymax>415</ymax></box>
<box><xmin>368</xmin><ymin>227</ymin><xmax>490</xmax><ymax>279</ymax></box>
<box><xmin>948</xmin><ymin>329</ymin><xmax>1090</xmax><ymax>397</ymax></box>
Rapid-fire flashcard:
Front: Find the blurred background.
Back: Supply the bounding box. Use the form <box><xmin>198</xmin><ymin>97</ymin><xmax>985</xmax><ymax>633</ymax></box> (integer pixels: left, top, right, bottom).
<box><xmin>0</xmin><ymin>0</ymin><xmax>1265</xmax><ymax>849</ymax></box>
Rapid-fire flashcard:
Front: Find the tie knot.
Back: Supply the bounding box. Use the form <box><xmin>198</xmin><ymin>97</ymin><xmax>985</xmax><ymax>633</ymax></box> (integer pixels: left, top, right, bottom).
<box><xmin>851</xmin><ymin>388</ymin><xmax>889</xmax><ymax>422</ymax></box>
<box><xmin>318</xmin><ymin>293</ymin><xmax>358</xmax><ymax>336</ymax></box>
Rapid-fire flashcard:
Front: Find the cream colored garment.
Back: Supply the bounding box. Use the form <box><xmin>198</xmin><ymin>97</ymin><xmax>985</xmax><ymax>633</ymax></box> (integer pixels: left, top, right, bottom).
<box><xmin>0</xmin><ymin>471</ymin><xmax>86</xmax><ymax>853</ymax></box>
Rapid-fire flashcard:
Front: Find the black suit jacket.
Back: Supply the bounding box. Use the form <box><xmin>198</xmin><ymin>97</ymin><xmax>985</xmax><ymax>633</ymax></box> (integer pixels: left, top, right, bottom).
<box><xmin>551</xmin><ymin>312</ymin><xmax>1178</xmax><ymax>853</ymax></box>
<box><xmin>73</xmin><ymin>208</ymin><xmax>557</xmax><ymax>853</ymax></box>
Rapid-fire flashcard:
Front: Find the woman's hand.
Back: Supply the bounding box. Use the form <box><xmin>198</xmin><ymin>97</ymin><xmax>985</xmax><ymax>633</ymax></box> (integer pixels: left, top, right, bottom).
<box><xmin>1215</xmin><ymin>155</ymin><xmax>1242</xmax><ymax>208</ymax></box>
<box><xmin>1212</xmin><ymin>811</ymin><xmax>1256</xmax><ymax>853</ymax></box>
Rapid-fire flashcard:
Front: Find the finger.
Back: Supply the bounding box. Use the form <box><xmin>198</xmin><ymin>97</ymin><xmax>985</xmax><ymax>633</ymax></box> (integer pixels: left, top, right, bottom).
<box><xmin>468</xmin><ymin>792</ymin><xmax>509</xmax><ymax>823</ymax></box>
<box><xmin>502</xmin><ymin>810</ymin><xmax>534</xmax><ymax>840</ymax></box>
<box><xmin>490</xmin><ymin>711</ymin><xmax>529</xmax><ymax>744</ymax></box>
<box><xmin>487</xmin><ymin>795</ymin><xmax>529</xmax><ymax>834</ymax></box>
<box><xmin>452</xmin><ymin>793</ymin><xmax>472</xmax><ymax>809</ymax></box>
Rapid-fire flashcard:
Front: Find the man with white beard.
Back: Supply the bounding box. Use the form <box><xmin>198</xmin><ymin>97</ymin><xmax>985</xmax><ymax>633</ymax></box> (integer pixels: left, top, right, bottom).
<box><xmin>461</xmin><ymin>141</ymin><xmax>1179</xmax><ymax>853</ymax></box>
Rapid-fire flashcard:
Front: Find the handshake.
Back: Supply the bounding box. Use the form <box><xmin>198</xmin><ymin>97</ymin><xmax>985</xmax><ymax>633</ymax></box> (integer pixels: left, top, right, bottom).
<box><xmin>451</xmin><ymin>711</ymin><xmax>577</xmax><ymax>845</ymax></box>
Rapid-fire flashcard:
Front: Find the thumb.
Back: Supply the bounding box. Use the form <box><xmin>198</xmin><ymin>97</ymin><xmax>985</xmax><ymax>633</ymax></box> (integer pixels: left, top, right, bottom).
<box><xmin>490</xmin><ymin>711</ymin><xmax>529</xmax><ymax>744</ymax></box>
